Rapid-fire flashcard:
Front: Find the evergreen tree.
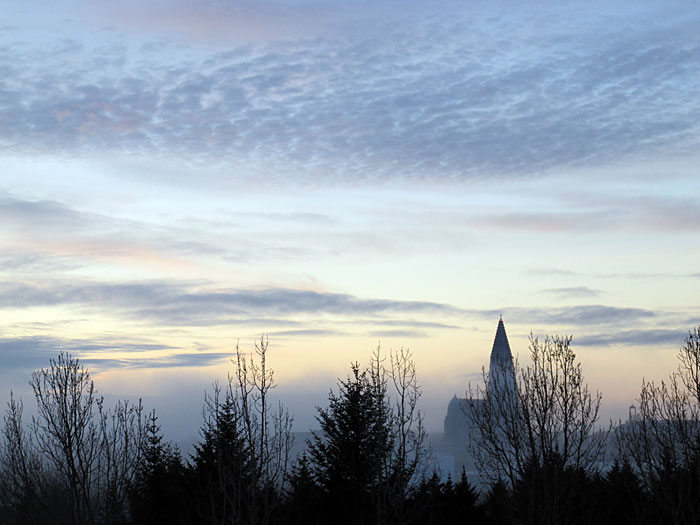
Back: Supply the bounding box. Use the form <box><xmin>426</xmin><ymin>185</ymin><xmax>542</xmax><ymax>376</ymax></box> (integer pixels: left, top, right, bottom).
<box><xmin>129</xmin><ymin>411</ymin><xmax>185</xmax><ymax>525</ymax></box>
<box><xmin>481</xmin><ymin>480</ymin><xmax>511</xmax><ymax>525</ymax></box>
<box><xmin>188</xmin><ymin>386</ymin><xmax>255</xmax><ymax>524</ymax></box>
<box><xmin>598</xmin><ymin>460</ymin><xmax>647</xmax><ymax>525</ymax></box>
<box><xmin>450</xmin><ymin>468</ymin><xmax>481</xmax><ymax>523</ymax></box>
<box><xmin>406</xmin><ymin>469</ymin><xmax>482</xmax><ymax>525</ymax></box>
<box><xmin>308</xmin><ymin>363</ymin><xmax>394</xmax><ymax>525</ymax></box>
<box><xmin>282</xmin><ymin>454</ymin><xmax>323</xmax><ymax>525</ymax></box>
<box><xmin>407</xmin><ymin>472</ymin><xmax>444</xmax><ymax>524</ymax></box>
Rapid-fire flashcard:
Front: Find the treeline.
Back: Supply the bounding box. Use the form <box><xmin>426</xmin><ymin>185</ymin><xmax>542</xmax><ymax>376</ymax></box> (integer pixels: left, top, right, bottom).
<box><xmin>1</xmin><ymin>330</ymin><xmax>699</xmax><ymax>524</ymax></box>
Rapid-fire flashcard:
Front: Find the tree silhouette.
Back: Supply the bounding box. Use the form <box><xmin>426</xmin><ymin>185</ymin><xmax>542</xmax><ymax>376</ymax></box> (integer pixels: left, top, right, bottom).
<box><xmin>282</xmin><ymin>454</ymin><xmax>323</xmax><ymax>525</ymax></box>
<box><xmin>308</xmin><ymin>362</ymin><xmax>394</xmax><ymax>524</ymax></box>
<box><xmin>129</xmin><ymin>410</ymin><xmax>185</xmax><ymax>525</ymax></box>
<box><xmin>616</xmin><ymin>326</ymin><xmax>700</xmax><ymax>524</ymax></box>
<box><xmin>187</xmin><ymin>337</ymin><xmax>292</xmax><ymax>525</ymax></box>
<box><xmin>188</xmin><ymin>383</ymin><xmax>255</xmax><ymax>524</ymax></box>
<box><xmin>0</xmin><ymin>353</ymin><xmax>145</xmax><ymax>525</ymax></box>
<box><xmin>467</xmin><ymin>334</ymin><xmax>607</xmax><ymax>524</ymax></box>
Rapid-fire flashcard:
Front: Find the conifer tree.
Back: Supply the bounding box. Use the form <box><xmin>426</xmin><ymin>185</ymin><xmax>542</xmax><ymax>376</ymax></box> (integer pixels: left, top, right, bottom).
<box><xmin>129</xmin><ymin>410</ymin><xmax>184</xmax><ymax>525</ymax></box>
<box><xmin>308</xmin><ymin>363</ymin><xmax>394</xmax><ymax>524</ymax></box>
<box><xmin>282</xmin><ymin>454</ymin><xmax>323</xmax><ymax>525</ymax></box>
<box><xmin>188</xmin><ymin>384</ymin><xmax>254</xmax><ymax>524</ymax></box>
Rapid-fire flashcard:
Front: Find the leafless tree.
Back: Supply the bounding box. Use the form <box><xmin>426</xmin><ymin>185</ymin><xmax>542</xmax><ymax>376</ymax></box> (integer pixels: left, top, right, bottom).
<box><xmin>367</xmin><ymin>345</ymin><xmax>428</xmax><ymax>524</ymax></box>
<box><xmin>233</xmin><ymin>336</ymin><xmax>293</xmax><ymax>495</ymax></box>
<box><xmin>467</xmin><ymin>334</ymin><xmax>607</xmax><ymax>523</ymax></box>
<box><xmin>0</xmin><ymin>353</ymin><xmax>145</xmax><ymax>525</ymax></box>
<box><xmin>388</xmin><ymin>347</ymin><xmax>428</xmax><ymax>487</ymax></box>
<box><xmin>0</xmin><ymin>393</ymin><xmax>50</xmax><ymax>523</ymax></box>
<box><xmin>616</xmin><ymin>327</ymin><xmax>700</xmax><ymax>524</ymax></box>
<box><xmin>387</xmin><ymin>347</ymin><xmax>429</xmax><ymax>524</ymax></box>
<box><xmin>192</xmin><ymin>337</ymin><xmax>293</xmax><ymax>525</ymax></box>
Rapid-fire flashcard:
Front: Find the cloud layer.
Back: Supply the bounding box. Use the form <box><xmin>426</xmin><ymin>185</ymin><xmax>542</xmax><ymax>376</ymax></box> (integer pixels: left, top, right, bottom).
<box><xmin>2</xmin><ymin>1</ymin><xmax>699</xmax><ymax>181</ymax></box>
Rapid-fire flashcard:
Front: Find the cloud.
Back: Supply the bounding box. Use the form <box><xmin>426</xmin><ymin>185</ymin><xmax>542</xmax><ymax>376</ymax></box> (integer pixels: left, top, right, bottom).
<box><xmin>542</xmin><ymin>287</ymin><xmax>602</xmax><ymax>299</ymax></box>
<box><xmin>576</xmin><ymin>329</ymin><xmax>686</xmax><ymax>347</ymax></box>
<box><xmin>0</xmin><ymin>337</ymin><xmax>64</xmax><ymax>371</ymax></box>
<box><xmin>467</xmin><ymin>305</ymin><xmax>655</xmax><ymax>326</ymax></box>
<box><xmin>529</xmin><ymin>267</ymin><xmax>579</xmax><ymax>277</ymax></box>
<box><xmin>92</xmin><ymin>0</ymin><xmax>348</xmax><ymax>45</ymax></box>
<box><xmin>0</xmin><ymin>334</ymin><xmax>233</xmax><ymax>372</ymax></box>
<box><xmin>529</xmin><ymin>267</ymin><xmax>691</xmax><ymax>281</ymax></box>
<box><xmin>474</xmin><ymin>211</ymin><xmax>617</xmax><ymax>233</ymax></box>
<box><xmin>268</xmin><ymin>329</ymin><xmax>344</xmax><ymax>337</ymax></box>
<box><xmin>368</xmin><ymin>330</ymin><xmax>428</xmax><ymax>339</ymax></box>
<box><xmin>2</xmin><ymin>2</ymin><xmax>699</xmax><ymax>182</ymax></box>
<box><xmin>0</xmin><ymin>280</ymin><xmax>465</xmax><ymax>326</ymax></box>
<box><xmin>81</xmin><ymin>352</ymin><xmax>233</xmax><ymax>370</ymax></box>
<box><xmin>363</xmin><ymin>319</ymin><xmax>461</xmax><ymax>330</ymax></box>
<box><xmin>0</xmin><ymin>193</ymin><xmax>219</xmax><ymax>269</ymax></box>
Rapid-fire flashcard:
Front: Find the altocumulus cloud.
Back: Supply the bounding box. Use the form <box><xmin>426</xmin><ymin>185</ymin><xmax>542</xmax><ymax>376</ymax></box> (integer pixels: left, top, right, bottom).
<box><xmin>1</xmin><ymin>1</ymin><xmax>699</xmax><ymax>181</ymax></box>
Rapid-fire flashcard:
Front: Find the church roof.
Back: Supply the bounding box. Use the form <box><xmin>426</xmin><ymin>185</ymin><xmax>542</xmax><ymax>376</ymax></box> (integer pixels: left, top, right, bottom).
<box><xmin>490</xmin><ymin>317</ymin><xmax>512</xmax><ymax>363</ymax></box>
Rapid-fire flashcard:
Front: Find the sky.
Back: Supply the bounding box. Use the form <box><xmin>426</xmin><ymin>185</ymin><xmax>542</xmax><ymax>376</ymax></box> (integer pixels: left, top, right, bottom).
<box><xmin>1</xmin><ymin>0</ymin><xmax>699</xmax><ymax>446</ymax></box>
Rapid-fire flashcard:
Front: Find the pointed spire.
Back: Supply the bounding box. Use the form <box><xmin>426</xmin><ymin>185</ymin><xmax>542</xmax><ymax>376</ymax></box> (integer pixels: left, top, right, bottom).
<box><xmin>488</xmin><ymin>317</ymin><xmax>517</xmax><ymax>398</ymax></box>
<box><xmin>490</xmin><ymin>317</ymin><xmax>512</xmax><ymax>363</ymax></box>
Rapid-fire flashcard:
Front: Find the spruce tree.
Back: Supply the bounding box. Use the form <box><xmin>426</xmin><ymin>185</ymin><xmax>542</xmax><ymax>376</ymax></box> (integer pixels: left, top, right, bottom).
<box><xmin>129</xmin><ymin>411</ymin><xmax>185</xmax><ymax>525</ymax></box>
<box><xmin>188</xmin><ymin>390</ymin><xmax>254</xmax><ymax>524</ymax></box>
<box><xmin>308</xmin><ymin>363</ymin><xmax>394</xmax><ymax>524</ymax></box>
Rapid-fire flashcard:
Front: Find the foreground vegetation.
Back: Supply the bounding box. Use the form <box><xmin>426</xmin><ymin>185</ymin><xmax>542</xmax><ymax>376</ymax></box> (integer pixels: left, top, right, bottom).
<box><xmin>1</xmin><ymin>329</ymin><xmax>699</xmax><ymax>524</ymax></box>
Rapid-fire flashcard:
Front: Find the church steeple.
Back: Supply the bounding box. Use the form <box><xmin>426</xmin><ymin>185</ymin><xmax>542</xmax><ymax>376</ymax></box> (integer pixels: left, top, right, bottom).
<box><xmin>490</xmin><ymin>317</ymin><xmax>513</xmax><ymax>365</ymax></box>
<box><xmin>488</xmin><ymin>317</ymin><xmax>516</xmax><ymax>397</ymax></box>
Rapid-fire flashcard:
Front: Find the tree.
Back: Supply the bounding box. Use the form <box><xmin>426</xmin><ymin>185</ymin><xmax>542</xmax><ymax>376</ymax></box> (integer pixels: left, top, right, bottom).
<box><xmin>388</xmin><ymin>348</ymin><xmax>428</xmax><ymax>493</ymax></box>
<box><xmin>306</xmin><ymin>346</ymin><xmax>428</xmax><ymax>525</ymax></box>
<box><xmin>129</xmin><ymin>410</ymin><xmax>185</xmax><ymax>525</ymax></box>
<box><xmin>308</xmin><ymin>362</ymin><xmax>393</xmax><ymax>524</ymax></box>
<box><xmin>0</xmin><ymin>353</ymin><xmax>146</xmax><ymax>525</ymax></box>
<box><xmin>187</xmin><ymin>337</ymin><xmax>293</xmax><ymax>525</ymax></box>
<box><xmin>188</xmin><ymin>382</ymin><xmax>255</xmax><ymax>524</ymax></box>
<box><xmin>0</xmin><ymin>393</ymin><xmax>54</xmax><ymax>524</ymax></box>
<box><xmin>615</xmin><ymin>326</ymin><xmax>700</xmax><ymax>524</ymax></box>
<box><xmin>406</xmin><ymin>469</ymin><xmax>482</xmax><ymax>525</ymax></box>
<box><xmin>282</xmin><ymin>454</ymin><xmax>323</xmax><ymax>525</ymax></box>
<box><xmin>467</xmin><ymin>334</ymin><xmax>607</xmax><ymax>524</ymax></box>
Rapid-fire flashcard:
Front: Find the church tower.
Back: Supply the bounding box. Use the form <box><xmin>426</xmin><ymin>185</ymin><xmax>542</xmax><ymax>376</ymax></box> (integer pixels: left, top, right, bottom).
<box><xmin>441</xmin><ymin>318</ymin><xmax>518</xmax><ymax>475</ymax></box>
<box><xmin>487</xmin><ymin>316</ymin><xmax>517</xmax><ymax>400</ymax></box>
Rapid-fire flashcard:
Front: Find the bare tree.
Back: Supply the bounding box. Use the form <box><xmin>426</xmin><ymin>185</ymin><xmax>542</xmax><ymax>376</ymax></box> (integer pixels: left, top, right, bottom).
<box><xmin>616</xmin><ymin>327</ymin><xmax>700</xmax><ymax>524</ymax></box>
<box><xmin>388</xmin><ymin>347</ymin><xmax>428</xmax><ymax>488</ymax></box>
<box><xmin>0</xmin><ymin>353</ymin><xmax>145</xmax><ymax>525</ymax></box>
<box><xmin>234</xmin><ymin>336</ymin><xmax>293</xmax><ymax>495</ymax></box>
<box><xmin>385</xmin><ymin>346</ymin><xmax>429</xmax><ymax>523</ymax></box>
<box><xmin>468</xmin><ymin>334</ymin><xmax>607</xmax><ymax>523</ymax></box>
<box><xmin>301</xmin><ymin>345</ymin><xmax>427</xmax><ymax>525</ymax></box>
<box><xmin>191</xmin><ymin>337</ymin><xmax>293</xmax><ymax>525</ymax></box>
<box><xmin>0</xmin><ymin>393</ymin><xmax>50</xmax><ymax>523</ymax></box>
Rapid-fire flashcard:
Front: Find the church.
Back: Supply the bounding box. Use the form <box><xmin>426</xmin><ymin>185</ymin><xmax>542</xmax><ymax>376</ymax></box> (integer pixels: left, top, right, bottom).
<box><xmin>438</xmin><ymin>317</ymin><xmax>516</xmax><ymax>477</ymax></box>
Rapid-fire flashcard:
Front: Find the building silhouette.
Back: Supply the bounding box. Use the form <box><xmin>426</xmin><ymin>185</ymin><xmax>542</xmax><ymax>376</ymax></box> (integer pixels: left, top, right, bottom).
<box><xmin>439</xmin><ymin>317</ymin><xmax>516</xmax><ymax>477</ymax></box>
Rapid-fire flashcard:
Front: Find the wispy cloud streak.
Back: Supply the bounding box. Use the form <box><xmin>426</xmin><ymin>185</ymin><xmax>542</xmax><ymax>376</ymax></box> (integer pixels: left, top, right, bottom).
<box><xmin>0</xmin><ymin>281</ymin><xmax>465</xmax><ymax>326</ymax></box>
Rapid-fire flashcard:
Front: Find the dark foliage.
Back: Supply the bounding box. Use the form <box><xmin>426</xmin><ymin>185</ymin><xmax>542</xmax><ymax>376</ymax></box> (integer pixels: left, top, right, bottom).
<box><xmin>306</xmin><ymin>363</ymin><xmax>395</xmax><ymax>524</ymax></box>
<box><xmin>186</xmin><ymin>390</ymin><xmax>257</xmax><ymax>524</ymax></box>
<box><xmin>280</xmin><ymin>454</ymin><xmax>323</xmax><ymax>525</ymax></box>
<box><xmin>510</xmin><ymin>452</ymin><xmax>598</xmax><ymax>525</ymax></box>
<box><xmin>597</xmin><ymin>460</ymin><xmax>647</xmax><ymax>525</ymax></box>
<box><xmin>128</xmin><ymin>411</ymin><xmax>186</xmax><ymax>525</ymax></box>
<box><xmin>406</xmin><ymin>469</ymin><xmax>483</xmax><ymax>525</ymax></box>
<box><xmin>4</xmin><ymin>331</ymin><xmax>700</xmax><ymax>525</ymax></box>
